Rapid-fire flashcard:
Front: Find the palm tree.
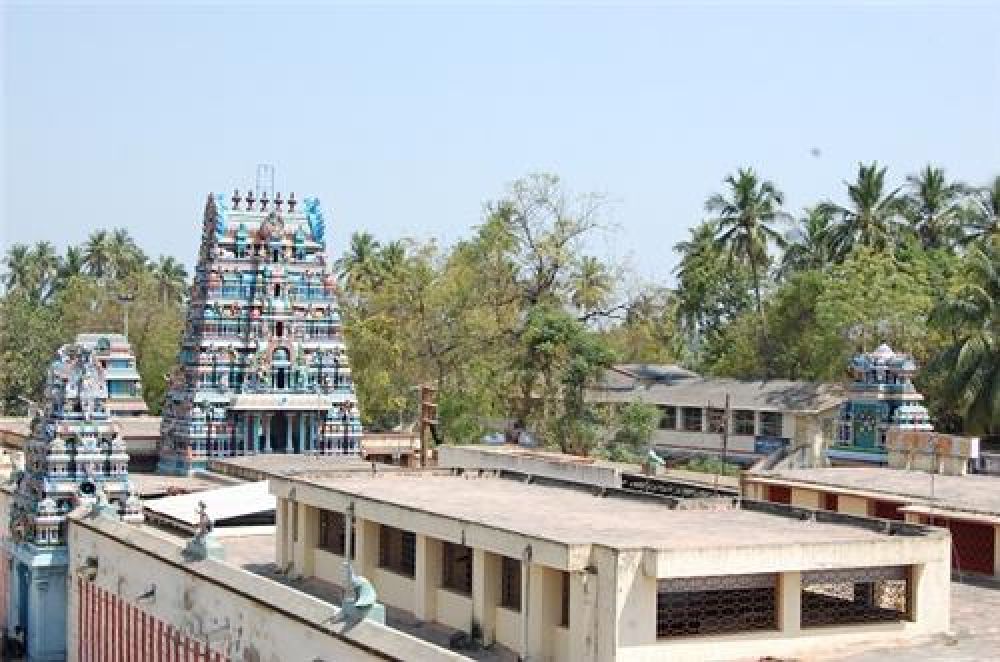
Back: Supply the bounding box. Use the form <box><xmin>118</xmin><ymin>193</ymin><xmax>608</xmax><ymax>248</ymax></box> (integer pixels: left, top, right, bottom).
<box><xmin>108</xmin><ymin>228</ymin><xmax>146</xmax><ymax>278</ymax></box>
<box><xmin>820</xmin><ymin>162</ymin><xmax>905</xmax><ymax>259</ymax></box>
<box><xmin>2</xmin><ymin>243</ymin><xmax>32</xmax><ymax>292</ymax></box>
<box><xmin>930</xmin><ymin>241</ymin><xmax>1000</xmax><ymax>434</ymax></box>
<box><xmin>335</xmin><ymin>231</ymin><xmax>381</xmax><ymax>290</ymax></box>
<box><xmin>705</xmin><ymin>167</ymin><xmax>788</xmax><ymax>315</ymax></box>
<box><xmin>903</xmin><ymin>165</ymin><xmax>967</xmax><ymax>250</ymax></box>
<box><xmin>83</xmin><ymin>230</ymin><xmax>114</xmax><ymax>280</ymax></box>
<box><xmin>59</xmin><ymin>246</ymin><xmax>87</xmax><ymax>284</ymax></box>
<box><xmin>151</xmin><ymin>255</ymin><xmax>189</xmax><ymax>304</ymax></box>
<box><xmin>673</xmin><ymin>220</ymin><xmax>722</xmax><ymax>334</ymax></box>
<box><xmin>779</xmin><ymin>207</ymin><xmax>834</xmax><ymax>278</ymax></box>
<box><xmin>30</xmin><ymin>241</ymin><xmax>60</xmax><ymax>302</ymax></box>
<box><xmin>379</xmin><ymin>240</ymin><xmax>407</xmax><ymax>279</ymax></box>
<box><xmin>961</xmin><ymin>175</ymin><xmax>1000</xmax><ymax>246</ymax></box>
<box><xmin>571</xmin><ymin>255</ymin><xmax>611</xmax><ymax>315</ymax></box>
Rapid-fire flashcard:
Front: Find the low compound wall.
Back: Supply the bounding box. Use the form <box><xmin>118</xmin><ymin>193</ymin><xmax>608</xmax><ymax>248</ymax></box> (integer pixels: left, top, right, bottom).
<box><xmin>66</xmin><ymin>513</ymin><xmax>465</xmax><ymax>662</ymax></box>
<box><xmin>437</xmin><ymin>445</ymin><xmax>621</xmax><ymax>488</ymax></box>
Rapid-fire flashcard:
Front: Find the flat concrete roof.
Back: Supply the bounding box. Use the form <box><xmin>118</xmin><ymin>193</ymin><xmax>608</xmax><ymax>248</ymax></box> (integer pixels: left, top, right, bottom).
<box><xmin>752</xmin><ymin>468</ymin><xmax>1000</xmax><ymax>518</ymax></box>
<box><xmin>130</xmin><ymin>470</ymin><xmax>242</xmax><ymax>497</ymax></box>
<box><xmin>209</xmin><ymin>454</ymin><xmax>394</xmax><ymax>479</ymax></box>
<box><xmin>290</xmin><ymin>473</ymin><xmax>906</xmax><ymax>551</ymax></box>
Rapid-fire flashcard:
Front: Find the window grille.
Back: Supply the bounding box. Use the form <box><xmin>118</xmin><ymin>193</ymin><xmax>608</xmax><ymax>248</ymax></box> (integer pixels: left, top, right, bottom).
<box><xmin>500</xmin><ymin>556</ymin><xmax>521</xmax><ymax>611</ymax></box>
<box><xmin>658</xmin><ymin>406</ymin><xmax>677</xmax><ymax>430</ymax></box>
<box><xmin>733</xmin><ymin>410</ymin><xmax>755</xmax><ymax>436</ymax></box>
<box><xmin>759</xmin><ymin>412</ymin><xmax>783</xmax><ymax>437</ymax></box>
<box><xmin>317</xmin><ymin>509</ymin><xmax>354</xmax><ymax>558</ymax></box>
<box><xmin>378</xmin><ymin>525</ymin><xmax>415</xmax><ymax>578</ymax></box>
<box><xmin>801</xmin><ymin>566</ymin><xmax>910</xmax><ymax>627</ymax></box>
<box><xmin>657</xmin><ymin>574</ymin><xmax>778</xmax><ymax>638</ymax></box>
<box><xmin>560</xmin><ymin>571</ymin><xmax>570</xmax><ymax>627</ymax></box>
<box><xmin>442</xmin><ymin>542</ymin><xmax>473</xmax><ymax>595</ymax></box>
<box><xmin>681</xmin><ymin>407</ymin><xmax>703</xmax><ymax>432</ymax></box>
<box><xmin>707</xmin><ymin>408</ymin><xmax>726</xmax><ymax>433</ymax></box>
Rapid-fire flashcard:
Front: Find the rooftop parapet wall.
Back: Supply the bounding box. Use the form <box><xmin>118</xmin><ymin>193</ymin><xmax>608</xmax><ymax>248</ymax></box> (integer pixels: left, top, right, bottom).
<box><xmin>66</xmin><ymin>512</ymin><xmax>465</xmax><ymax>662</ymax></box>
<box><xmin>437</xmin><ymin>444</ymin><xmax>622</xmax><ymax>488</ymax></box>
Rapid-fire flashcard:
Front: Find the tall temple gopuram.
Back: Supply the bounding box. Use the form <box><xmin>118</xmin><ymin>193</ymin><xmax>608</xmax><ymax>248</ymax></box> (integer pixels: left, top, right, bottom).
<box><xmin>157</xmin><ymin>187</ymin><xmax>362</xmax><ymax>475</ymax></box>
<box><xmin>4</xmin><ymin>341</ymin><xmax>143</xmax><ymax>660</ymax></box>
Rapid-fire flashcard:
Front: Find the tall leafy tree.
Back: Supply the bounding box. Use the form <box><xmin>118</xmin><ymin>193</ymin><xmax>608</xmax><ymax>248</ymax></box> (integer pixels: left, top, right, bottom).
<box><xmin>571</xmin><ymin>255</ymin><xmax>612</xmax><ymax>317</ymax></box>
<box><xmin>59</xmin><ymin>246</ymin><xmax>87</xmax><ymax>284</ymax></box>
<box><xmin>821</xmin><ymin>162</ymin><xmax>905</xmax><ymax>258</ymax></box>
<box><xmin>904</xmin><ymin>165</ymin><xmax>967</xmax><ymax>250</ymax></box>
<box><xmin>335</xmin><ymin>231</ymin><xmax>382</xmax><ymax>292</ymax></box>
<box><xmin>151</xmin><ymin>255</ymin><xmax>189</xmax><ymax>304</ymax></box>
<box><xmin>961</xmin><ymin>175</ymin><xmax>1000</xmax><ymax>246</ymax></box>
<box><xmin>83</xmin><ymin>229</ymin><xmax>114</xmax><ymax>280</ymax></box>
<box><xmin>929</xmin><ymin>241</ymin><xmax>1000</xmax><ymax>435</ymax></box>
<box><xmin>2</xmin><ymin>243</ymin><xmax>32</xmax><ymax>292</ymax></box>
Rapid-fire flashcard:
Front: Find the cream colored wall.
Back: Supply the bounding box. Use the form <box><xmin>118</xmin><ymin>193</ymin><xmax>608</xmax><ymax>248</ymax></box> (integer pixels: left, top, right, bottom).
<box><xmin>66</xmin><ymin>515</ymin><xmax>465</xmax><ymax>662</ymax></box>
<box><xmin>652</xmin><ymin>429</ymin><xmax>757</xmax><ymax>454</ymax></box>
<box><xmin>494</xmin><ymin>607</ymin><xmax>521</xmax><ymax>653</ymax></box>
<box><xmin>436</xmin><ymin>589</ymin><xmax>473</xmax><ymax>632</ymax></box>
<box><xmin>837</xmin><ymin>494</ymin><xmax>870</xmax><ymax>516</ymax></box>
<box><xmin>373</xmin><ymin>567</ymin><xmax>416</xmax><ymax>613</ymax></box>
<box><xmin>314</xmin><ymin>548</ymin><xmax>346</xmax><ymax>587</ymax></box>
<box><xmin>791</xmin><ymin>488</ymin><xmax>821</xmax><ymax>509</ymax></box>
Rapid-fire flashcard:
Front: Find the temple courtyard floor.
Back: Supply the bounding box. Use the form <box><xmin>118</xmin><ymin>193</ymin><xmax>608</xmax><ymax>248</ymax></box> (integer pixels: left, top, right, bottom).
<box><xmin>216</xmin><ymin>532</ymin><xmax>1000</xmax><ymax>662</ymax></box>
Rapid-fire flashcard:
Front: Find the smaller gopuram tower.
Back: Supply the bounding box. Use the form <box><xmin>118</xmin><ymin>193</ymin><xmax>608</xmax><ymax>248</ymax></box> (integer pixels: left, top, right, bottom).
<box><xmin>827</xmin><ymin>343</ymin><xmax>932</xmax><ymax>464</ymax></box>
<box><xmin>3</xmin><ymin>342</ymin><xmax>143</xmax><ymax>661</ymax></box>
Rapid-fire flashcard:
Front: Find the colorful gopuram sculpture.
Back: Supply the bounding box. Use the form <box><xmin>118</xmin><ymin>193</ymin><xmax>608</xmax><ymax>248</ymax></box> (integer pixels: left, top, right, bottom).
<box><xmin>4</xmin><ymin>342</ymin><xmax>143</xmax><ymax>660</ymax></box>
<box><xmin>75</xmin><ymin>332</ymin><xmax>149</xmax><ymax>417</ymax></box>
<box><xmin>157</xmin><ymin>188</ymin><xmax>362</xmax><ymax>474</ymax></box>
<box><xmin>827</xmin><ymin>343</ymin><xmax>928</xmax><ymax>463</ymax></box>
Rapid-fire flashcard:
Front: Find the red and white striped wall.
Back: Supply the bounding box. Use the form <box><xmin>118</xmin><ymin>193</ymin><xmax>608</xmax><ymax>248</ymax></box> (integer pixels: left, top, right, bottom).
<box><xmin>77</xmin><ymin>579</ymin><xmax>228</xmax><ymax>662</ymax></box>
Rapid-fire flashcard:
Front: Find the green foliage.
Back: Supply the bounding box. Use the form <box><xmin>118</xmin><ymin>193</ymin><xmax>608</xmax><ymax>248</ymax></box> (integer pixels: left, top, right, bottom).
<box><xmin>609</xmin><ymin>402</ymin><xmax>659</xmax><ymax>459</ymax></box>
<box><xmin>677</xmin><ymin>455</ymin><xmax>741</xmax><ymax>477</ymax></box>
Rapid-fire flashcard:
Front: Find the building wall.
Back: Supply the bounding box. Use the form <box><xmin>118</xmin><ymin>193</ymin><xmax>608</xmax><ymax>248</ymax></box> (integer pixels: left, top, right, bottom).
<box><xmin>64</xmin><ymin>513</ymin><xmax>465</xmax><ymax>662</ymax></box>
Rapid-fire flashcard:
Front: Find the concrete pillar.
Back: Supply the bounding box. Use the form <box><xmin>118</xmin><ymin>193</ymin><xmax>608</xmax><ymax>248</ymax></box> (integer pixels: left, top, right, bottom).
<box><xmin>473</xmin><ymin>548</ymin><xmax>500</xmax><ymax>645</ymax></box>
<box><xmin>778</xmin><ymin>571</ymin><xmax>801</xmax><ymax>633</ymax></box>
<box><xmin>415</xmin><ymin>534</ymin><xmax>442</xmax><ymax>622</ymax></box>
<box><xmin>568</xmin><ymin>568</ymin><xmax>599</xmax><ymax>662</ymax></box>
<box><xmin>286</xmin><ymin>414</ymin><xmax>294</xmax><ymax>453</ymax></box>
<box><xmin>298</xmin><ymin>413</ymin><xmax>306</xmax><ymax>453</ymax></box>
<box><xmin>523</xmin><ymin>563</ymin><xmax>547</xmax><ymax>661</ymax></box>
<box><xmin>294</xmin><ymin>503</ymin><xmax>317</xmax><ymax>577</ymax></box>
<box><xmin>264</xmin><ymin>415</ymin><xmax>272</xmax><ymax>453</ymax></box>
<box><xmin>354</xmin><ymin>518</ymin><xmax>379</xmax><ymax>581</ymax></box>
<box><xmin>911</xmin><ymin>560</ymin><xmax>950</xmax><ymax>632</ymax></box>
<box><xmin>275</xmin><ymin>497</ymin><xmax>288</xmax><ymax>568</ymax></box>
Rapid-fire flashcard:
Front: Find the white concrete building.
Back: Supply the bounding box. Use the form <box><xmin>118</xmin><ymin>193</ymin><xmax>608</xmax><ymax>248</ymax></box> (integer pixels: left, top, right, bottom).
<box><xmin>270</xmin><ymin>470</ymin><xmax>950</xmax><ymax>661</ymax></box>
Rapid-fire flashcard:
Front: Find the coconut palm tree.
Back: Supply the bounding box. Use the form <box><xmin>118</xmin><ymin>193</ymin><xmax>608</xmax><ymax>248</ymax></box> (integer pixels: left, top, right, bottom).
<box><xmin>151</xmin><ymin>255</ymin><xmax>189</xmax><ymax>304</ymax></box>
<box><xmin>903</xmin><ymin>165</ymin><xmax>967</xmax><ymax>250</ymax></box>
<box><xmin>379</xmin><ymin>239</ymin><xmax>407</xmax><ymax>279</ymax></box>
<box><xmin>930</xmin><ymin>241</ymin><xmax>1000</xmax><ymax>434</ymax></box>
<box><xmin>83</xmin><ymin>230</ymin><xmax>114</xmax><ymax>280</ymax></box>
<box><xmin>2</xmin><ymin>243</ymin><xmax>32</xmax><ymax>292</ymax></box>
<box><xmin>108</xmin><ymin>228</ymin><xmax>147</xmax><ymax>278</ymax></box>
<box><xmin>59</xmin><ymin>246</ymin><xmax>87</xmax><ymax>285</ymax></box>
<box><xmin>571</xmin><ymin>255</ymin><xmax>611</xmax><ymax>316</ymax></box>
<box><xmin>335</xmin><ymin>231</ymin><xmax>381</xmax><ymax>291</ymax></box>
<box><xmin>779</xmin><ymin>206</ymin><xmax>835</xmax><ymax>278</ymax></box>
<box><xmin>961</xmin><ymin>175</ymin><xmax>1000</xmax><ymax>246</ymax></box>
<box><xmin>705</xmin><ymin>167</ymin><xmax>788</xmax><ymax>315</ymax></box>
<box><xmin>820</xmin><ymin>162</ymin><xmax>906</xmax><ymax>259</ymax></box>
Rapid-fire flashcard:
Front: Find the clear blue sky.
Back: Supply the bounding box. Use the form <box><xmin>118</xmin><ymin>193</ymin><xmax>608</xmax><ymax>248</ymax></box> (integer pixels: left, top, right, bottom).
<box><xmin>3</xmin><ymin>2</ymin><xmax>998</xmax><ymax>284</ymax></box>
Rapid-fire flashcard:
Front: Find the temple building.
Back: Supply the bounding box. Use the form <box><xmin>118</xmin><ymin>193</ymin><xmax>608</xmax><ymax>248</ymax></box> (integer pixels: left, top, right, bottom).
<box><xmin>157</xmin><ymin>187</ymin><xmax>362</xmax><ymax>475</ymax></box>
<box><xmin>2</xmin><ymin>341</ymin><xmax>143</xmax><ymax>660</ymax></box>
<box><xmin>75</xmin><ymin>332</ymin><xmax>148</xmax><ymax>417</ymax></box>
<box><xmin>827</xmin><ymin>344</ymin><xmax>935</xmax><ymax>465</ymax></box>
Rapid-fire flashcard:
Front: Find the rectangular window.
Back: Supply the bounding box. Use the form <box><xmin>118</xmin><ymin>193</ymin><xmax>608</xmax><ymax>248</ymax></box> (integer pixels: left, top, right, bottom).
<box><xmin>317</xmin><ymin>509</ymin><xmax>354</xmax><ymax>558</ymax></box>
<box><xmin>658</xmin><ymin>406</ymin><xmax>676</xmax><ymax>430</ymax></box>
<box><xmin>378</xmin><ymin>525</ymin><xmax>415</xmax><ymax>578</ymax></box>
<box><xmin>657</xmin><ymin>574</ymin><xmax>777</xmax><ymax>638</ymax></box>
<box><xmin>560</xmin><ymin>571</ymin><xmax>570</xmax><ymax>627</ymax></box>
<box><xmin>441</xmin><ymin>542</ymin><xmax>473</xmax><ymax>595</ymax></box>
<box><xmin>500</xmin><ymin>557</ymin><xmax>521</xmax><ymax>611</ymax></box>
<box><xmin>707</xmin><ymin>408</ymin><xmax>726</xmax><ymax>433</ymax></box>
<box><xmin>681</xmin><ymin>407</ymin><xmax>703</xmax><ymax>432</ymax></box>
<box><xmin>759</xmin><ymin>412</ymin><xmax>783</xmax><ymax>437</ymax></box>
<box><xmin>801</xmin><ymin>566</ymin><xmax>911</xmax><ymax>627</ymax></box>
<box><xmin>733</xmin><ymin>410</ymin><xmax>755</xmax><ymax>436</ymax></box>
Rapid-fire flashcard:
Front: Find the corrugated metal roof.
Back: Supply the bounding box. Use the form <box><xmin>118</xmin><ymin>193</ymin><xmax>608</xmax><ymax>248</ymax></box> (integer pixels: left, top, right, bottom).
<box><xmin>143</xmin><ymin>480</ymin><xmax>274</xmax><ymax>529</ymax></box>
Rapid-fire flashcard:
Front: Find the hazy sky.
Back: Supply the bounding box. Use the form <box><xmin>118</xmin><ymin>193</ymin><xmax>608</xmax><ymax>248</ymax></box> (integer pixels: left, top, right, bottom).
<box><xmin>3</xmin><ymin>1</ymin><xmax>998</xmax><ymax>284</ymax></box>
